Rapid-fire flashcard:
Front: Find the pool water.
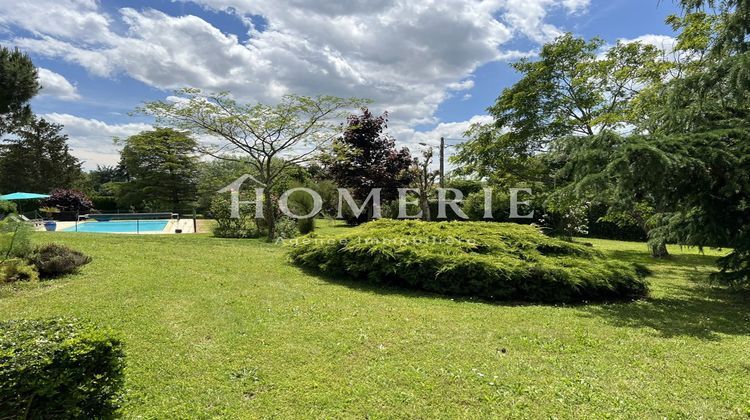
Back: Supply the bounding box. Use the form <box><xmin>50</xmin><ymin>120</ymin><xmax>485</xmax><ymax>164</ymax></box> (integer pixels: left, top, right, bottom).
<box><xmin>62</xmin><ymin>219</ymin><xmax>170</xmax><ymax>233</ymax></box>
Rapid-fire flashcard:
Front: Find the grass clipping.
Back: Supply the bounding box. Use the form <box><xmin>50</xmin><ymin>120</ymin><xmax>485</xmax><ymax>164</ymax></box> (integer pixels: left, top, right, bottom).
<box><xmin>289</xmin><ymin>220</ymin><xmax>649</xmax><ymax>303</ymax></box>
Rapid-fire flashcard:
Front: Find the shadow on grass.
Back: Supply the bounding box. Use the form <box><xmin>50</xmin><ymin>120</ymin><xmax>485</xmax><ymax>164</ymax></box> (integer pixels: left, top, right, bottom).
<box><xmin>580</xmin><ymin>249</ymin><xmax>750</xmax><ymax>340</ymax></box>
<box><xmin>579</xmin><ymin>285</ymin><xmax>750</xmax><ymax>340</ymax></box>
<box><xmin>295</xmin><ymin>247</ymin><xmax>750</xmax><ymax>340</ymax></box>
<box><xmin>605</xmin><ymin>249</ymin><xmax>721</xmax><ymax>268</ymax></box>
<box><xmin>297</xmin><ymin>266</ymin><xmax>538</xmax><ymax>307</ymax></box>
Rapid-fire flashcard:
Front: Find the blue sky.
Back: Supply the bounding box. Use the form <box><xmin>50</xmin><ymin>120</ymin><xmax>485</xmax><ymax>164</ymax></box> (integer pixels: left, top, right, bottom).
<box><xmin>0</xmin><ymin>0</ymin><xmax>682</xmax><ymax>168</ymax></box>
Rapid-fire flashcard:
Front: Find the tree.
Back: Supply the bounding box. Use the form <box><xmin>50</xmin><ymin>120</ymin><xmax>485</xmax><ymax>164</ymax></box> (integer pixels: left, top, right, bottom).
<box><xmin>89</xmin><ymin>165</ymin><xmax>128</xmax><ymax>187</ymax></box>
<box><xmin>0</xmin><ymin>116</ymin><xmax>82</xmax><ymax>193</ymax></box>
<box><xmin>453</xmin><ymin>33</ymin><xmax>673</xmax><ymax>255</ymax></box>
<box><xmin>641</xmin><ymin>0</ymin><xmax>749</xmax><ymax>283</ymax></box>
<box><xmin>140</xmin><ymin>89</ymin><xmax>364</xmax><ymax>240</ymax></box>
<box><xmin>81</xmin><ymin>164</ymin><xmax>129</xmax><ymax>199</ymax></box>
<box><xmin>411</xmin><ymin>149</ymin><xmax>438</xmax><ymax>220</ymax></box>
<box><xmin>324</xmin><ymin>108</ymin><xmax>413</xmax><ymax>223</ymax></box>
<box><xmin>561</xmin><ymin>0</ymin><xmax>750</xmax><ymax>283</ymax></box>
<box><xmin>117</xmin><ymin>128</ymin><xmax>199</xmax><ymax>212</ymax></box>
<box><xmin>553</xmin><ymin>132</ymin><xmax>669</xmax><ymax>256</ymax></box>
<box><xmin>453</xmin><ymin>34</ymin><xmax>668</xmax><ymax>188</ymax></box>
<box><xmin>41</xmin><ymin>189</ymin><xmax>93</xmax><ymax>214</ymax></box>
<box><xmin>196</xmin><ymin>159</ymin><xmax>252</xmax><ymax>212</ymax></box>
<box><xmin>0</xmin><ymin>47</ymin><xmax>39</xmax><ymax>135</ymax></box>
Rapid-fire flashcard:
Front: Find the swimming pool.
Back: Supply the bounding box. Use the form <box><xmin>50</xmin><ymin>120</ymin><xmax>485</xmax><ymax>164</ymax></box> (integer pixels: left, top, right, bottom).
<box><xmin>62</xmin><ymin>219</ymin><xmax>170</xmax><ymax>233</ymax></box>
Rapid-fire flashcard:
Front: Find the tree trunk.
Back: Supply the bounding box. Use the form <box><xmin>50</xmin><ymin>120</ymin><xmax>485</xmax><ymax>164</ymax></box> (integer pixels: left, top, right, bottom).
<box><xmin>264</xmin><ymin>189</ymin><xmax>275</xmax><ymax>241</ymax></box>
<box><xmin>650</xmin><ymin>240</ymin><xmax>669</xmax><ymax>258</ymax></box>
<box><xmin>420</xmin><ymin>196</ymin><xmax>431</xmax><ymax>221</ymax></box>
<box><xmin>640</xmin><ymin>219</ymin><xmax>669</xmax><ymax>258</ymax></box>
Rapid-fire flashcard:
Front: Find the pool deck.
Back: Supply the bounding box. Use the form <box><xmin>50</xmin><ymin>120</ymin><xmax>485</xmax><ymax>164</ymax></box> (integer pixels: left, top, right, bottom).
<box><xmin>50</xmin><ymin>219</ymin><xmax>196</xmax><ymax>234</ymax></box>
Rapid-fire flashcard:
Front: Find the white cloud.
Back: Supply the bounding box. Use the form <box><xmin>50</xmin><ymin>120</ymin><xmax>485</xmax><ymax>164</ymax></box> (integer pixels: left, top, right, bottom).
<box><xmin>409</xmin><ymin>115</ymin><xmax>494</xmax><ymax>147</ymax></box>
<box><xmin>6</xmin><ymin>0</ymin><xmax>588</xmax><ymax>126</ymax></box>
<box><xmin>42</xmin><ymin>113</ymin><xmax>152</xmax><ymax>169</ymax></box>
<box><xmin>395</xmin><ymin>114</ymin><xmax>494</xmax><ymax>170</ymax></box>
<box><xmin>620</xmin><ymin>34</ymin><xmax>678</xmax><ymax>56</ymax></box>
<box><xmin>1</xmin><ymin>0</ymin><xmax>593</xmax><ymax>166</ymax></box>
<box><xmin>37</xmin><ymin>68</ymin><xmax>81</xmax><ymax>100</ymax></box>
<box><xmin>0</xmin><ymin>0</ymin><xmax>114</xmax><ymax>44</ymax></box>
<box><xmin>500</xmin><ymin>0</ymin><xmax>590</xmax><ymax>43</ymax></box>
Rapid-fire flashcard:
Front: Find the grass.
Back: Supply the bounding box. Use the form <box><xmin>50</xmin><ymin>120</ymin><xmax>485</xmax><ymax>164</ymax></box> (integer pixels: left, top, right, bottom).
<box><xmin>0</xmin><ymin>229</ymin><xmax>748</xmax><ymax>417</ymax></box>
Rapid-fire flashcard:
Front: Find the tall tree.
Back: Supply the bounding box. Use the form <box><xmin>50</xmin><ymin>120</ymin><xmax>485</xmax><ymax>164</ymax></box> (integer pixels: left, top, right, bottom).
<box><xmin>324</xmin><ymin>108</ymin><xmax>413</xmax><ymax>223</ymax></box>
<box><xmin>411</xmin><ymin>149</ymin><xmax>438</xmax><ymax>221</ymax></box>
<box><xmin>90</xmin><ymin>165</ymin><xmax>129</xmax><ymax>186</ymax></box>
<box><xmin>117</xmin><ymin>128</ymin><xmax>199</xmax><ymax>211</ymax></box>
<box><xmin>0</xmin><ymin>46</ymin><xmax>39</xmax><ymax>135</ymax></box>
<box><xmin>140</xmin><ymin>89</ymin><xmax>365</xmax><ymax>239</ymax></box>
<box><xmin>453</xmin><ymin>33</ymin><xmax>673</xmax><ymax>255</ymax></box>
<box><xmin>453</xmin><ymin>34</ymin><xmax>668</xmax><ymax>188</ymax></box>
<box><xmin>0</xmin><ymin>116</ymin><xmax>81</xmax><ymax>193</ymax></box>
<box><xmin>561</xmin><ymin>0</ymin><xmax>750</xmax><ymax>284</ymax></box>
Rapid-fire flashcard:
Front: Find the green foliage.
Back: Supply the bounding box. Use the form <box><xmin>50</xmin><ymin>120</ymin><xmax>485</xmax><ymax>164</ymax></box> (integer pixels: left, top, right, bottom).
<box><xmin>0</xmin><ymin>258</ymin><xmax>39</xmax><ymax>283</ymax></box>
<box><xmin>29</xmin><ymin>244</ymin><xmax>92</xmax><ymax>278</ymax></box>
<box><xmin>0</xmin><ymin>218</ymin><xmax>33</xmax><ymax>260</ymax></box>
<box><xmin>312</xmin><ymin>179</ymin><xmax>340</xmax><ymax>218</ymax></box>
<box><xmin>0</xmin><ymin>201</ymin><xmax>16</xmax><ymax>216</ymax></box>
<box><xmin>0</xmin><ymin>116</ymin><xmax>82</xmax><ymax>194</ymax></box>
<box><xmin>297</xmin><ymin>218</ymin><xmax>315</xmax><ymax>235</ymax></box>
<box><xmin>0</xmin><ymin>318</ymin><xmax>124</xmax><ymax>418</ymax></box>
<box><xmin>289</xmin><ymin>220</ymin><xmax>649</xmax><ymax>303</ymax></box>
<box><xmin>445</xmin><ymin>178</ymin><xmax>484</xmax><ymax>196</ymax></box>
<box><xmin>196</xmin><ymin>159</ymin><xmax>253</xmax><ymax>212</ymax></box>
<box><xmin>0</xmin><ymin>46</ymin><xmax>38</xmax><ymax>134</ymax></box>
<box><xmin>275</xmin><ymin>217</ymin><xmax>300</xmax><ymax>240</ymax></box>
<box><xmin>452</xmin><ymin>34</ymin><xmax>668</xmax><ymax>188</ymax></box>
<box><xmin>541</xmin><ymin>194</ymin><xmax>590</xmax><ymax>239</ymax></box>
<box><xmin>91</xmin><ymin>195</ymin><xmax>118</xmax><ymax>212</ymax></box>
<box><xmin>209</xmin><ymin>195</ymin><xmax>259</xmax><ymax>239</ymax></box>
<box><xmin>139</xmin><ymin>89</ymin><xmax>366</xmax><ymax>240</ymax></box>
<box><xmin>118</xmin><ymin>128</ymin><xmax>199</xmax><ymax>211</ymax></box>
<box><xmin>462</xmin><ymin>189</ymin><xmax>510</xmax><ymax>221</ymax></box>
<box><xmin>555</xmin><ymin>0</ymin><xmax>750</xmax><ymax>283</ymax></box>
<box><xmin>286</xmin><ymin>188</ymin><xmax>316</xmax><ymax>234</ymax></box>
<box><xmin>82</xmin><ymin>165</ymin><xmax>129</xmax><ymax>207</ymax></box>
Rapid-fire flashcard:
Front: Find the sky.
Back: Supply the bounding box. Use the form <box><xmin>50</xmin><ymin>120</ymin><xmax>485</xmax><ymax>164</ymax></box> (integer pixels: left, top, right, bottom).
<box><xmin>0</xmin><ymin>0</ymin><xmax>682</xmax><ymax>169</ymax></box>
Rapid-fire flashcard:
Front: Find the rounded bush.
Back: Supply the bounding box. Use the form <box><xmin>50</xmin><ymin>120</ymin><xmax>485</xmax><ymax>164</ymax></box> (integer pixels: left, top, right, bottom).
<box><xmin>29</xmin><ymin>244</ymin><xmax>92</xmax><ymax>278</ymax></box>
<box><xmin>289</xmin><ymin>220</ymin><xmax>649</xmax><ymax>303</ymax></box>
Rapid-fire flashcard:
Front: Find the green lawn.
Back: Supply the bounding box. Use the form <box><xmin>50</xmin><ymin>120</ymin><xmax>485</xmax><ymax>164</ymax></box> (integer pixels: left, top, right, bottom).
<box><xmin>1</xmin><ymin>229</ymin><xmax>749</xmax><ymax>418</ymax></box>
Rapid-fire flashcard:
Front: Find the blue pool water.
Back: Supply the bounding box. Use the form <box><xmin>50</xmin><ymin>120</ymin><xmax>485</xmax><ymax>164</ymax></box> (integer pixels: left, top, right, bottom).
<box><xmin>62</xmin><ymin>219</ymin><xmax>170</xmax><ymax>233</ymax></box>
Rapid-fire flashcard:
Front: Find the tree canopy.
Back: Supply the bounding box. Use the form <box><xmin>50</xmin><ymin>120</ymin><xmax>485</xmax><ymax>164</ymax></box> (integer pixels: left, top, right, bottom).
<box><xmin>450</xmin><ymin>0</ymin><xmax>750</xmax><ymax>284</ymax></box>
<box><xmin>139</xmin><ymin>89</ymin><xmax>365</xmax><ymax>239</ymax></box>
<box><xmin>324</xmin><ymin>108</ymin><xmax>413</xmax><ymax>223</ymax></box>
<box><xmin>452</xmin><ymin>34</ymin><xmax>668</xmax><ymax>188</ymax></box>
<box><xmin>0</xmin><ymin>116</ymin><xmax>82</xmax><ymax>194</ymax></box>
<box><xmin>117</xmin><ymin>128</ymin><xmax>199</xmax><ymax>211</ymax></box>
<box><xmin>0</xmin><ymin>46</ymin><xmax>39</xmax><ymax>135</ymax></box>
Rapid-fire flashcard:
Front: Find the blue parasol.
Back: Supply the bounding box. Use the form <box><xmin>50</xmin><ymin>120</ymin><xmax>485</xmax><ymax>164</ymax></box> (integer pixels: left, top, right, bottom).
<box><xmin>0</xmin><ymin>192</ymin><xmax>50</xmax><ymax>200</ymax></box>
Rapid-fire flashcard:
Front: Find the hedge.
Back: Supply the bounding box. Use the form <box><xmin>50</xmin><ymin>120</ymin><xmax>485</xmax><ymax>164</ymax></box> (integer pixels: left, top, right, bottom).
<box><xmin>289</xmin><ymin>220</ymin><xmax>650</xmax><ymax>303</ymax></box>
<box><xmin>0</xmin><ymin>318</ymin><xmax>124</xmax><ymax>418</ymax></box>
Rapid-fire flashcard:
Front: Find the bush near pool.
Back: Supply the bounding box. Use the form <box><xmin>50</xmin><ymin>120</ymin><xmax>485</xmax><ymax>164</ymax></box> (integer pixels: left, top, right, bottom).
<box><xmin>29</xmin><ymin>244</ymin><xmax>92</xmax><ymax>278</ymax></box>
<box><xmin>289</xmin><ymin>220</ymin><xmax>650</xmax><ymax>303</ymax></box>
<box><xmin>0</xmin><ymin>318</ymin><xmax>124</xmax><ymax>418</ymax></box>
